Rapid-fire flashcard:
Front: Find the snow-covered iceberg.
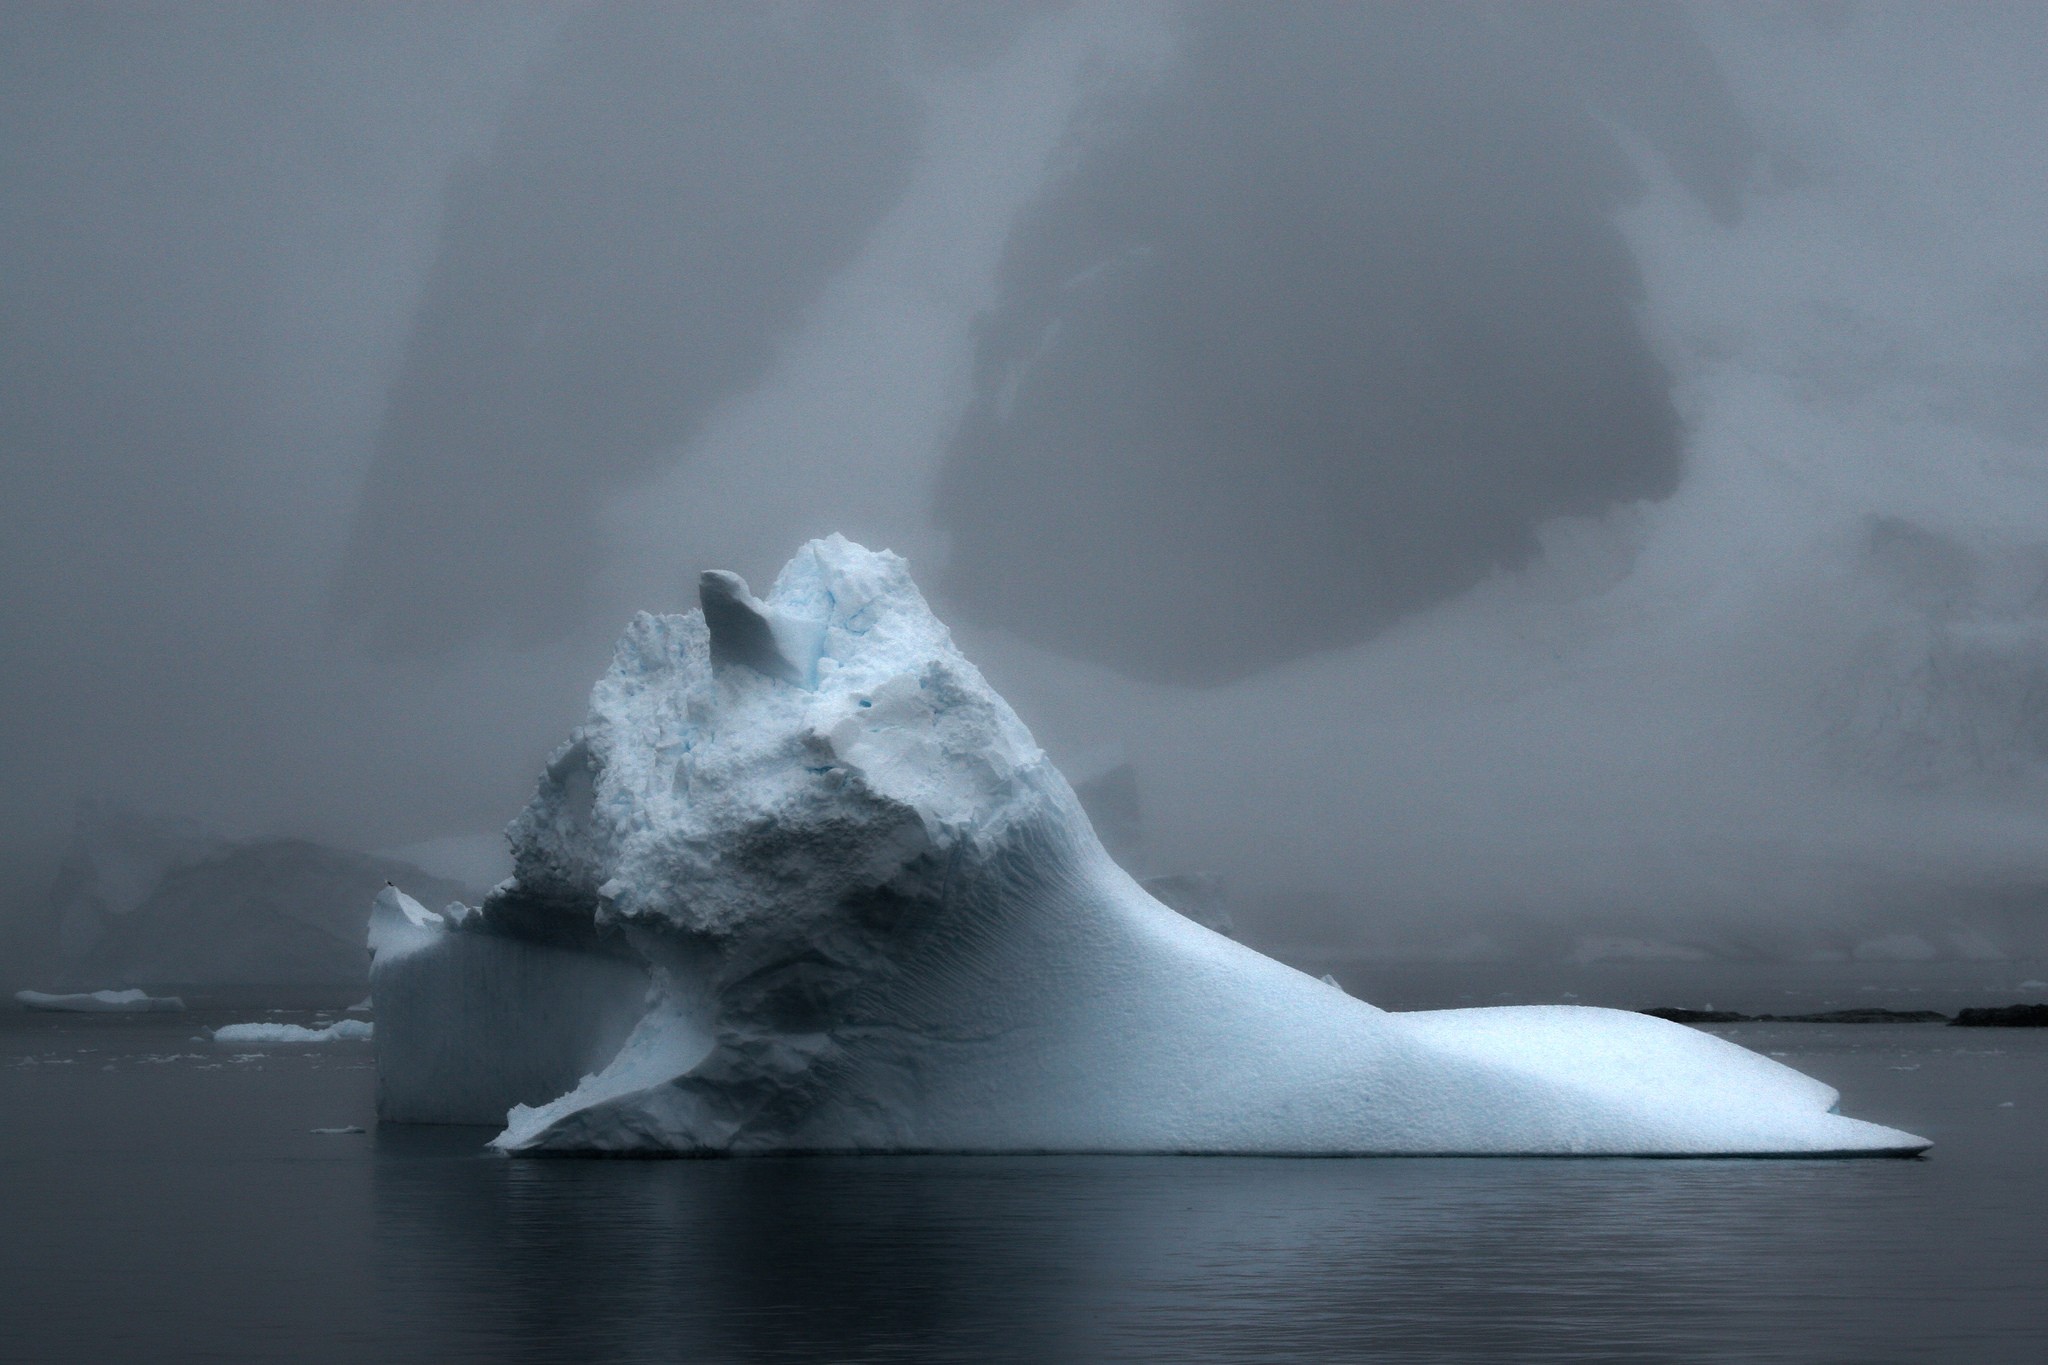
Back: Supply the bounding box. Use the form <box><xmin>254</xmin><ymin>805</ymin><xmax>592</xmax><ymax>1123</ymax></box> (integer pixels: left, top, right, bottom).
<box><xmin>15</xmin><ymin>988</ymin><xmax>185</xmax><ymax>1013</ymax></box>
<box><xmin>371</xmin><ymin>537</ymin><xmax>1927</xmax><ymax>1157</ymax></box>
<box><xmin>211</xmin><ymin>1019</ymin><xmax>373</xmax><ymax>1045</ymax></box>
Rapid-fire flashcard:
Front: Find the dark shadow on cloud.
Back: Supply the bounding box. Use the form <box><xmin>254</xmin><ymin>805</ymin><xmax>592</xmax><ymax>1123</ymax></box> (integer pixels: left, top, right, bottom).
<box><xmin>333</xmin><ymin>3</ymin><xmax>925</xmax><ymax>653</ymax></box>
<box><xmin>1543</xmin><ymin>0</ymin><xmax>1761</xmax><ymax>227</ymax></box>
<box><xmin>936</xmin><ymin>1</ymin><xmax>1756</xmax><ymax>684</ymax></box>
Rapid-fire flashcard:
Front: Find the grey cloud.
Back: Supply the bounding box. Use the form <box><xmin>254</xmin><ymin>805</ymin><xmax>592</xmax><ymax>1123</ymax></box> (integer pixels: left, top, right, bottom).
<box><xmin>331</xmin><ymin>3</ymin><xmax>924</xmax><ymax>652</ymax></box>
<box><xmin>935</xmin><ymin>1</ymin><xmax>1751</xmax><ymax>683</ymax></box>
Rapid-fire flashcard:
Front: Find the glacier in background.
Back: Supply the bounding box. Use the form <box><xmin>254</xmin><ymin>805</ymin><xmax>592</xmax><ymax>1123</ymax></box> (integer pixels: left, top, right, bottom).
<box><xmin>370</xmin><ymin>537</ymin><xmax>1925</xmax><ymax>1158</ymax></box>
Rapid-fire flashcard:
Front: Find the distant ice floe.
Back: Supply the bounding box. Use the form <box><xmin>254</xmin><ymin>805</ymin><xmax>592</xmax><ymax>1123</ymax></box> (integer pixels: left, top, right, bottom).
<box><xmin>211</xmin><ymin>1019</ymin><xmax>373</xmax><ymax>1045</ymax></box>
<box><xmin>370</xmin><ymin>538</ymin><xmax>1929</xmax><ymax>1159</ymax></box>
<box><xmin>15</xmin><ymin>988</ymin><xmax>185</xmax><ymax>1013</ymax></box>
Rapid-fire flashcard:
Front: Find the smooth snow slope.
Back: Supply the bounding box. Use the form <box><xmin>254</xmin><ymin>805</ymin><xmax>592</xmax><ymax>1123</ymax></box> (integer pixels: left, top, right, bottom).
<box><xmin>372</xmin><ymin>537</ymin><xmax>1926</xmax><ymax>1157</ymax></box>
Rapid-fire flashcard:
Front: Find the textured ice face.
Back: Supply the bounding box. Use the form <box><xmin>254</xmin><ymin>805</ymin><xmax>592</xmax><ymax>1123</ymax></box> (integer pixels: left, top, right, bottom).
<box><xmin>504</xmin><ymin>534</ymin><xmax>1067</xmax><ymax>940</ymax></box>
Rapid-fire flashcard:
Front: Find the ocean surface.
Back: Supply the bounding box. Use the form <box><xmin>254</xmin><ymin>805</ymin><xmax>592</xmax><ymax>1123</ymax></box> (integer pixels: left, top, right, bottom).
<box><xmin>4</xmin><ymin>987</ymin><xmax>2045</xmax><ymax>1364</ymax></box>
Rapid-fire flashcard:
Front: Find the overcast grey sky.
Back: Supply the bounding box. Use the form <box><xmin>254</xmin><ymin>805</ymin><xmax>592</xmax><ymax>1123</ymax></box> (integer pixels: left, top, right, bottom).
<box><xmin>4</xmin><ymin>1</ymin><xmax>2046</xmax><ymax>956</ymax></box>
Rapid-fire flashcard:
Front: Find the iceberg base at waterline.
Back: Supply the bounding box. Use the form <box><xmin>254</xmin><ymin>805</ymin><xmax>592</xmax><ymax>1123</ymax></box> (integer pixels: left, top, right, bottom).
<box><xmin>369</xmin><ymin>536</ymin><xmax>1928</xmax><ymax>1158</ymax></box>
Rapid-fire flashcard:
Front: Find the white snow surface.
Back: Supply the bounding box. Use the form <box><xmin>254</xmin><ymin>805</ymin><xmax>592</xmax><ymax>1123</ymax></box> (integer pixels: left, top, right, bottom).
<box><xmin>372</xmin><ymin>537</ymin><xmax>1927</xmax><ymax>1157</ymax></box>
<box><xmin>211</xmin><ymin>1018</ymin><xmax>373</xmax><ymax>1045</ymax></box>
<box><xmin>16</xmin><ymin>988</ymin><xmax>185</xmax><ymax>1013</ymax></box>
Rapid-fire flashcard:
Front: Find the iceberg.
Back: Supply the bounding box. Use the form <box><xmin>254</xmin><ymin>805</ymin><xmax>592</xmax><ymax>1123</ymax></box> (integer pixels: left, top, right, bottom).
<box><xmin>211</xmin><ymin>1019</ymin><xmax>373</xmax><ymax>1045</ymax></box>
<box><xmin>371</xmin><ymin>537</ymin><xmax>1928</xmax><ymax>1157</ymax></box>
<box><xmin>15</xmin><ymin>988</ymin><xmax>186</xmax><ymax>1013</ymax></box>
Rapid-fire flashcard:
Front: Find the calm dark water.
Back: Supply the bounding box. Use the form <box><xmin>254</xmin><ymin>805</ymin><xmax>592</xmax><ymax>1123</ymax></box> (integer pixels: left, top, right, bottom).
<box><xmin>3</xmin><ymin>1007</ymin><xmax>2045</xmax><ymax>1364</ymax></box>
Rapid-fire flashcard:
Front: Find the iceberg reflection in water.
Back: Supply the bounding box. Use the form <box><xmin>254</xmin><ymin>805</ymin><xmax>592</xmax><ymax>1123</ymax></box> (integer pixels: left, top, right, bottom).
<box><xmin>3</xmin><ymin>1012</ymin><xmax>2040</xmax><ymax>1361</ymax></box>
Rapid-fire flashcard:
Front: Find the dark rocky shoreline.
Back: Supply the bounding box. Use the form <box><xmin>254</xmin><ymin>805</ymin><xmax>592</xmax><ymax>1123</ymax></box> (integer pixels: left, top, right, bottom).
<box><xmin>1641</xmin><ymin>1004</ymin><xmax>2048</xmax><ymax>1027</ymax></box>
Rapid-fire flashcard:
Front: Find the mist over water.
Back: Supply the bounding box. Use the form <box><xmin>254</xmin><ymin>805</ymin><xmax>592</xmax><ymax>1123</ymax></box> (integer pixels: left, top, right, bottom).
<box><xmin>4</xmin><ymin>2</ymin><xmax>2047</xmax><ymax>973</ymax></box>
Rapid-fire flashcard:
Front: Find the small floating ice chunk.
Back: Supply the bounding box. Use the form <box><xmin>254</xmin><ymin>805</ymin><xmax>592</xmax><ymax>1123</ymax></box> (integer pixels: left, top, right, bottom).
<box><xmin>15</xmin><ymin>988</ymin><xmax>185</xmax><ymax>1013</ymax></box>
<box><xmin>311</xmin><ymin>1125</ymin><xmax>367</xmax><ymax>1135</ymax></box>
<box><xmin>211</xmin><ymin>1019</ymin><xmax>373</xmax><ymax>1045</ymax></box>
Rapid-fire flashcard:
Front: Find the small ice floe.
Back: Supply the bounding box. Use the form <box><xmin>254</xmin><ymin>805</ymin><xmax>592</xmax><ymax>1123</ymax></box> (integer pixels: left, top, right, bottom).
<box><xmin>2020</xmin><ymin>980</ymin><xmax>2048</xmax><ymax>992</ymax></box>
<box><xmin>210</xmin><ymin>1019</ymin><xmax>374</xmax><ymax>1046</ymax></box>
<box><xmin>1998</xmin><ymin>1101</ymin><xmax>2016</xmax><ymax>1109</ymax></box>
<box><xmin>311</xmin><ymin>1125</ymin><xmax>367</xmax><ymax>1135</ymax></box>
<box><xmin>15</xmin><ymin>989</ymin><xmax>185</xmax><ymax>1013</ymax></box>
<box><xmin>345</xmin><ymin>997</ymin><xmax>373</xmax><ymax>1013</ymax></box>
